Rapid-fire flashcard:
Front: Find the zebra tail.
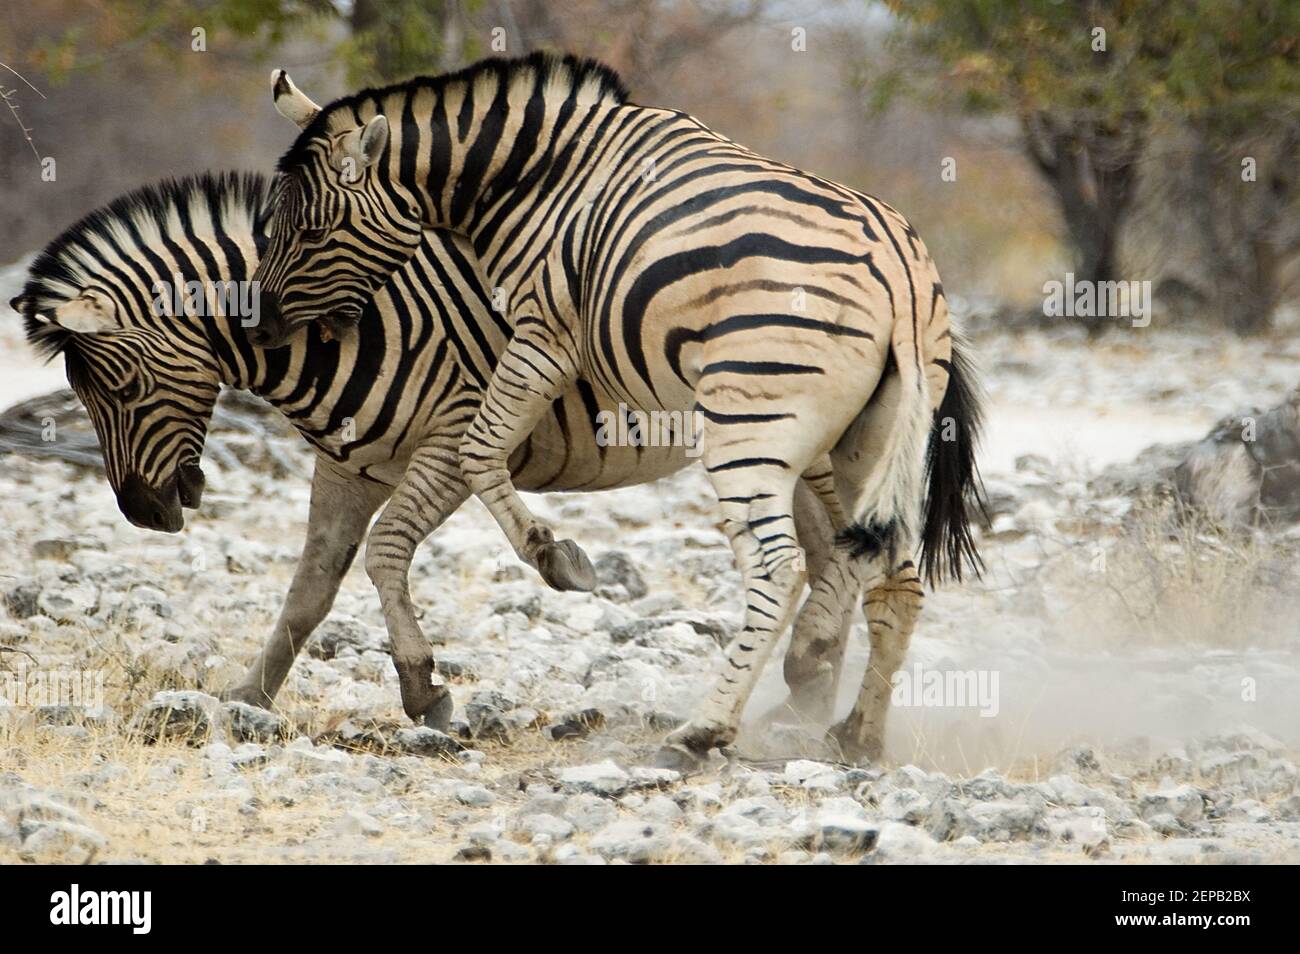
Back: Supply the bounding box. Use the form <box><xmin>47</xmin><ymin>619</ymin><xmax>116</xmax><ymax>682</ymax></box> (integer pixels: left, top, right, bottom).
<box><xmin>917</xmin><ymin>332</ymin><xmax>987</xmax><ymax>586</ymax></box>
<box><xmin>833</xmin><ymin>332</ymin><xmax>934</xmax><ymax>571</ymax></box>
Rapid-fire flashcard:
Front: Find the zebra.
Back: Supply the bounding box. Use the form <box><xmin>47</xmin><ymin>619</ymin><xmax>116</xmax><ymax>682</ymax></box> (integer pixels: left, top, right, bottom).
<box><xmin>7</xmin><ymin>170</ymin><xmax>956</xmax><ymax>758</ymax></box>
<box><xmin>249</xmin><ymin>53</ymin><xmax>985</xmax><ymax>766</ymax></box>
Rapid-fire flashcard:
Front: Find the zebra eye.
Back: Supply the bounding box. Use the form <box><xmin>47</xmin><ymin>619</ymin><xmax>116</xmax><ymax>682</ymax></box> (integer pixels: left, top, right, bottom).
<box><xmin>110</xmin><ymin>377</ymin><xmax>144</xmax><ymax>405</ymax></box>
<box><xmin>302</xmin><ymin>228</ymin><xmax>329</xmax><ymax>243</ymax></box>
<box><xmin>128</xmin><ymin>376</ymin><xmax>149</xmax><ymax>400</ymax></box>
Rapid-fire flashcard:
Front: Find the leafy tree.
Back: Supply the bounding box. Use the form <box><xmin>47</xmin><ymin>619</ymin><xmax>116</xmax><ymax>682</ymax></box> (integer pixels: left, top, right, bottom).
<box><xmin>879</xmin><ymin>0</ymin><xmax>1300</xmax><ymax>332</ymax></box>
<box><xmin>1162</xmin><ymin>1</ymin><xmax>1300</xmax><ymax>332</ymax></box>
<box><xmin>15</xmin><ymin>0</ymin><xmax>480</xmax><ymax>86</ymax></box>
<box><xmin>879</xmin><ymin>2</ymin><xmax>1155</xmax><ymax>297</ymax></box>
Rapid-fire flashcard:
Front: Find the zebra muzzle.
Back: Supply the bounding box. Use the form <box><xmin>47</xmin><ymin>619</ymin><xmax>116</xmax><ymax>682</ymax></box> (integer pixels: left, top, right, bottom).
<box><xmin>118</xmin><ymin>473</ymin><xmax>184</xmax><ymax>534</ymax></box>
<box><xmin>247</xmin><ymin>291</ymin><xmax>290</xmax><ymax>348</ymax></box>
<box><xmin>178</xmin><ymin>462</ymin><xmax>206</xmax><ymax>509</ymax></box>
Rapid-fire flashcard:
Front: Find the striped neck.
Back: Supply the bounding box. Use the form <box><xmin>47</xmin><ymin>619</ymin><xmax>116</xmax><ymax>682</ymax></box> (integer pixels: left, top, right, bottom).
<box><xmin>300</xmin><ymin>55</ymin><xmax>630</xmax><ymax>259</ymax></box>
<box><xmin>423</xmin><ymin>82</ymin><xmax>616</xmax><ymax>234</ymax></box>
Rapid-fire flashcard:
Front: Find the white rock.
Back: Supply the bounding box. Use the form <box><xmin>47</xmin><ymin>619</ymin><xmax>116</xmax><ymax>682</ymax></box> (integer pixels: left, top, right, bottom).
<box><xmin>863</xmin><ymin>821</ymin><xmax>940</xmax><ymax>863</ymax></box>
<box><xmin>455</xmin><ymin>785</ymin><xmax>496</xmax><ymax>808</ymax></box>
<box><xmin>333</xmin><ymin>810</ymin><xmax>384</xmax><ymax>838</ymax></box>
<box><xmin>557</xmin><ymin>760</ymin><xmax>631</xmax><ymax>797</ymax></box>
<box><xmin>520</xmin><ymin>813</ymin><xmax>575</xmax><ymax>842</ymax></box>
<box><xmin>19</xmin><ymin>821</ymin><xmax>107</xmax><ymax>863</ymax></box>
<box><xmin>783</xmin><ymin>760</ymin><xmax>847</xmax><ymax>792</ymax></box>
<box><xmin>564</xmin><ymin>793</ymin><xmax>618</xmax><ymax>833</ymax></box>
<box><xmin>717</xmin><ymin>796</ymin><xmax>790</xmax><ymax>827</ymax></box>
<box><xmin>287</xmin><ymin>746</ymin><xmax>352</xmax><ymax>775</ymax></box>
<box><xmin>1043</xmin><ymin>806</ymin><xmax>1109</xmax><ymax>850</ymax></box>
<box><xmin>792</xmin><ymin>797</ymin><xmax>878</xmax><ymax>854</ymax></box>
<box><xmin>670</xmin><ymin>834</ymin><xmax>723</xmax><ymax>864</ymax></box>
<box><xmin>553</xmin><ymin>844</ymin><xmax>606</xmax><ymax>865</ymax></box>
<box><xmin>641</xmin><ymin>794</ymin><xmax>684</xmax><ymax>823</ymax></box>
<box><xmin>590</xmin><ymin>818</ymin><xmax>673</xmax><ymax>863</ymax></box>
<box><xmin>36</xmin><ymin>582</ymin><xmax>99</xmax><ymax>621</ymax></box>
<box><xmin>706</xmin><ymin>812</ymin><xmax>771</xmax><ymax>849</ymax></box>
<box><xmin>928</xmin><ymin>797</ymin><xmax>1044</xmax><ymax>842</ymax></box>
<box><xmin>629</xmin><ymin>766</ymin><xmax>681</xmax><ymax>790</ymax></box>
<box><xmin>1138</xmin><ymin>785</ymin><xmax>1204</xmax><ymax>825</ymax></box>
<box><xmin>879</xmin><ymin>788</ymin><xmax>930</xmax><ymax>824</ymax></box>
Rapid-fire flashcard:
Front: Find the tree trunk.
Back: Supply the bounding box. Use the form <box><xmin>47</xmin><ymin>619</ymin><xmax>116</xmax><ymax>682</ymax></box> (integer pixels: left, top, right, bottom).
<box><xmin>1022</xmin><ymin>111</ymin><xmax>1146</xmax><ymax>334</ymax></box>
<box><xmin>1189</xmin><ymin>119</ymin><xmax>1298</xmax><ymax>335</ymax></box>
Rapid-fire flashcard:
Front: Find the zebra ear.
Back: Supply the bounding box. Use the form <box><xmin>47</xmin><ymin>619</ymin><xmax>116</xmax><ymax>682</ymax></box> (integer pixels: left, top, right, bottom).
<box><xmin>11</xmin><ymin>295</ymin><xmax>56</xmax><ymax>325</ymax></box>
<box><xmin>271</xmin><ymin>69</ymin><xmax>321</xmax><ymax>129</ymax></box>
<box><xmin>51</xmin><ymin>293</ymin><xmax>118</xmax><ymax>334</ymax></box>
<box><xmin>10</xmin><ymin>293</ymin><xmax>57</xmax><ymax>327</ymax></box>
<box><xmin>346</xmin><ymin>114</ymin><xmax>389</xmax><ymax>170</ymax></box>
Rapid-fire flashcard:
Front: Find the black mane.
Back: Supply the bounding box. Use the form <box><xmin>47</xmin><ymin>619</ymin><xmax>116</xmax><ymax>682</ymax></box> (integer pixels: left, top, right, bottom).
<box><xmin>277</xmin><ymin>51</ymin><xmax>630</xmax><ymax>173</ymax></box>
<box><xmin>16</xmin><ymin>171</ymin><xmax>270</xmax><ymax>361</ymax></box>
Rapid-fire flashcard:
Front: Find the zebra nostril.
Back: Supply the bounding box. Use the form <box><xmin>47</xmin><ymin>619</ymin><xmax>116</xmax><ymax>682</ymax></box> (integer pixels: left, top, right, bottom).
<box><xmin>118</xmin><ymin>474</ymin><xmax>182</xmax><ymax>532</ymax></box>
<box><xmin>250</xmin><ymin>291</ymin><xmax>287</xmax><ymax>347</ymax></box>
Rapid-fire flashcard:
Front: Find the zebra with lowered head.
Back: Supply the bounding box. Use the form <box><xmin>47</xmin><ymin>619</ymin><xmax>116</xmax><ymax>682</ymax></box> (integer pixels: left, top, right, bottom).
<box><xmin>10</xmin><ymin>169</ymin><xmax>953</xmax><ymax>759</ymax></box>
<box><xmin>248</xmin><ymin>53</ymin><xmax>986</xmax><ymax>767</ymax></box>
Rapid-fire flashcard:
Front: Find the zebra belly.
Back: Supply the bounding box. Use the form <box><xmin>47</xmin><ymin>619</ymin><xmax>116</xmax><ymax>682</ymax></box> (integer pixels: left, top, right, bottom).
<box><xmin>510</xmin><ymin>380</ymin><xmax>697</xmax><ymax>493</ymax></box>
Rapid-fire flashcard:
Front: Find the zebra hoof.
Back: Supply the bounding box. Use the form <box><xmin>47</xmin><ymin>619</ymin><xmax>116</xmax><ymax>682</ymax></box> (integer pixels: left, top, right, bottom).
<box><xmin>219</xmin><ymin>685</ymin><xmax>275</xmax><ymax>709</ymax></box>
<box><xmin>827</xmin><ymin>718</ymin><xmax>882</xmax><ymax>766</ymax></box>
<box><xmin>658</xmin><ymin>718</ymin><xmax>734</xmax><ymax>768</ymax></box>
<box><xmin>420</xmin><ymin>685</ymin><xmax>455</xmax><ymax>733</ymax></box>
<box><xmin>536</xmin><ymin>538</ymin><xmax>597</xmax><ymax>591</ymax></box>
<box><xmin>772</xmin><ymin>662</ymin><xmax>837</xmax><ymax>726</ymax></box>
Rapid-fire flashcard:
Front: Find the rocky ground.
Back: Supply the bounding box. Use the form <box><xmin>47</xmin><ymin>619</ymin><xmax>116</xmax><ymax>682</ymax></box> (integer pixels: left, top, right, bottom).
<box><xmin>2</xmin><ymin>283</ymin><xmax>1300</xmax><ymax>863</ymax></box>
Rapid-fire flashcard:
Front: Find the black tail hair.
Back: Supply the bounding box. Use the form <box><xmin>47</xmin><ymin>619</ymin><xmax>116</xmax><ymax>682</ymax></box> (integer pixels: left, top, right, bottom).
<box><xmin>835</xmin><ymin>518</ymin><xmax>898</xmax><ymax>563</ymax></box>
<box><xmin>918</xmin><ymin>337</ymin><xmax>987</xmax><ymax>586</ymax></box>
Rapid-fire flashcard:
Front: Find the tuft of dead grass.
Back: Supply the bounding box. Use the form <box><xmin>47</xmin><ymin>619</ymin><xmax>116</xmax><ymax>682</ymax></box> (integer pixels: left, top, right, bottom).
<box><xmin>1051</xmin><ymin>495</ymin><xmax>1300</xmax><ymax>651</ymax></box>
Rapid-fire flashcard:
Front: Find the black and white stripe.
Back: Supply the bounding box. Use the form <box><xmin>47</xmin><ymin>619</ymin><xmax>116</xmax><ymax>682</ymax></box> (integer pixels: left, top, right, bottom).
<box><xmin>251</xmin><ymin>53</ymin><xmax>986</xmax><ymax>763</ymax></box>
<box><xmin>13</xmin><ymin>171</ymin><xmax>947</xmax><ymax>744</ymax></box>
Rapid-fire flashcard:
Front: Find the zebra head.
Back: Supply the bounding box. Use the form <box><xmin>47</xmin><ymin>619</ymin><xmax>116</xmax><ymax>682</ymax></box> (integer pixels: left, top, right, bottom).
<box><xmin>14</xmin><ymin>290</ymin><xmax>218</xmax><ymax>533</ymax></box>
<box><xmin>249</xmin><ymin>71</ymin><xmax>423</xmax><ymax>348</ymax></box>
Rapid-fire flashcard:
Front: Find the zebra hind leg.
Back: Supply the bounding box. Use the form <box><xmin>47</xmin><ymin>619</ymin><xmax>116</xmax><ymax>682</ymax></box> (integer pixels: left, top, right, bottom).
<box><xmin>655</xmin><ymin>470</ymin><xmax>806</xmax><ymax>770</ymax></box>
<box><xmin>458</xmin><ymin>325</ymin><xmax>596</xmax><ymax>592</ymax></box>
<box><xmin>224</xmin><ymin>466</ymin><xmax>388</xmax><ymax>708</ymax></box>
<box><xmin>828</xmin><ymin>560</ymin><xmax>924</xmax><ymax>764</ymax></box>
<box><xmin>778</xmin><ymin>465</ymin><xmax>865</xmax><ymax>725</ymax></box>
<box><xmin>365</xmin><ymin>441</ymin><xmax>471</xmax><ymax>730</ymax></box>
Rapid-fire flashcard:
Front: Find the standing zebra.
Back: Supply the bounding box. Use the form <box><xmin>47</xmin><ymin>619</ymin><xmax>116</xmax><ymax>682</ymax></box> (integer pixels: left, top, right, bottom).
<box><xmin>250</xmin><ymin>53</ymin><xmax>984</xmax><ymax>765</ymax></box>
<box><xmin>9</xmin><ymin>171</ymin><xmax>945</xmax><ymax>757</ymax></box>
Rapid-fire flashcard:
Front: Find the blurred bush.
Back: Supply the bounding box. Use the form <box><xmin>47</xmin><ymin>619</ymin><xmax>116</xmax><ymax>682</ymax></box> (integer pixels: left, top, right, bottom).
<box><xmin>875</xmin><ymin>0</ymin><xmax>1300</xmax><ymax>333</ymax></box>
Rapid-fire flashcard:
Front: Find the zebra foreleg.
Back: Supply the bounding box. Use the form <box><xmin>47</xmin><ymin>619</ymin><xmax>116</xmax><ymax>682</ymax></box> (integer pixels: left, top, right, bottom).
<box><xmin>224</xmin><ymin>463</ymin><xmax>387</xmax><ymax>708</ymax></box>
<box><xmin>458</xmin><ymin>325</ymin><xmax>596</xmax><ymax>592</ymax></box>
<box><xmin>365</xmin><ymin>441</ymin><xmax>470</xmax><ymax>730</ymax></box>
<box><xmin>829</xmin><ymin>561</ymin><xmax>925</xmax><ymax>764</ymax></box>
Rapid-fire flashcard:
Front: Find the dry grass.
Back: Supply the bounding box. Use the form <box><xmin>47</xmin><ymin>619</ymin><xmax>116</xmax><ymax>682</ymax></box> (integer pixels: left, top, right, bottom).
<box><xmin>1049</xmin><ymin>496</ymin><xmax>1300</xmax><ymax>651</ymax></box>
<box><xmin>0</xmin><ymin>646</ymin><xmax>818</xmax><ymax>864</ymax></box>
